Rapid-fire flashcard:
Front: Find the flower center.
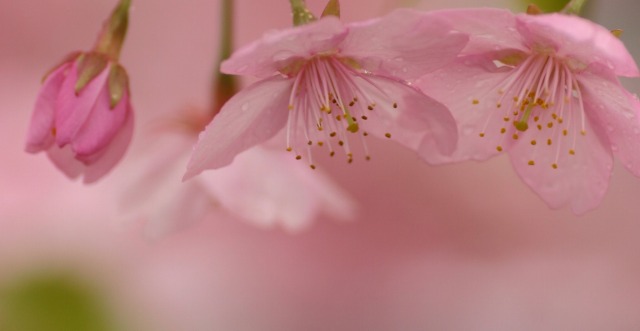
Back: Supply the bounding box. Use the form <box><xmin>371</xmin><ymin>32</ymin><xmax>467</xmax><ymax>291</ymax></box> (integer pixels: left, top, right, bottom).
<box><xmin>475</xmin><ymin>53</ymin><xmax>587</xmax><ymax>169</ymax></box>
<box><xmin>284</xmin><ymin>56</ymin><xmax>394</xmax><ymax>169</ymax></box>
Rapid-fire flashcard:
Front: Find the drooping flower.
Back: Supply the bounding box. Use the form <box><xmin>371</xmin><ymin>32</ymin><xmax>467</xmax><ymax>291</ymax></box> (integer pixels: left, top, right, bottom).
<box><xmin>417</xmin><ymin>8</ymin><xmax>640</xmax><ymax>214</ymax></box>
<box><xmin>121</xmin><ymin>108</ymin><xmax>356</xmax><ymax>236</ymax></box>
<box><xmin>25</xmin><ymin>0</ymin><xmax>133</xmax><ymax>183</ymax></box>
<box><xmin>184</xmin><ymin>8</ymin><xmax>468</xmax><ymax>179</ymax></box>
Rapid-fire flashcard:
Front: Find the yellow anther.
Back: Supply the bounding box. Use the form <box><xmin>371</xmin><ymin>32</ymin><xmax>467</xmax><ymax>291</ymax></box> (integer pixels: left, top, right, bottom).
<box><xmin>472</xmin><ymin>99</ymin><xmax>479</xmax><ymax>105</ymax></box>
<box><xmin>496</xmin><ymin>145</ymin><xmax>503</xmax><ymax>152</ymax></box>
<box><xmin>552</xmin><ymin>163</ymin><xmax>558</xmax><ymax>169</ymax></box>
<box><xmin>612</xmin><ymin>29</ymin><xmax>623</xmax><ymax>38</ymax></box>
<box><xmin>385</xmin><ymin>133</ymin><xmax>392</xmax><ymax>138</ymax></box>
<box><xmin>528</xmin><ymin>160</ymin><xmax>535</xmax><ymax>166</ymax></box>
<box><xmin>569</xmin><ymin>149</ymin><xmax>575</xmax><ymax>155</ymax></box>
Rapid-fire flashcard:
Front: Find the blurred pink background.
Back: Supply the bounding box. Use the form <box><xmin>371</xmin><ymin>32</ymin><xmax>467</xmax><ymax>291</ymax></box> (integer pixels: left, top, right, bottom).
<box><xmin>2</xmin><ymin>0</ymin><xmax>640</xmax><ymax>330</ymax></box>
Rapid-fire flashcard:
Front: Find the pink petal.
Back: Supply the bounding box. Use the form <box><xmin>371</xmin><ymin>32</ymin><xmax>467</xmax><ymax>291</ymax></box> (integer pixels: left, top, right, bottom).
<box><xmin>46</xmin><ymin>145</ymin><xmax>84</xmax><ymax>180</ymax></box>
<box><xmin>416</xmin><ymin>56</ymin><xmax>513</xmax><ymax>163</ymax></box>
<box><xmin>25</xmin><ymin>63</ymin><xmax>71</xmax><ymax>153</ymax></box>
<box><xmin>184</xmin><ymin>76</ymin><xmax>293</xmax><ymax>180</ymax></box>
<box><xmin>82</xmin><ymin>110</ymin><xmax>134</xmax><ymax>184</ymax></box>
<box><xmin>54</xmin><ymin>62</ymin><xmax>110</xmax><ymax>147</ymax></box>
<box><xmin>516</xmin><ymin>13</ymin><xmax>639</xmax><ymax>77</ymax></box>
<box><xmin>426</xmin><ymin>8</ymin><xmax>526</xmax><ymax>57</ymax></box>
<box><xmin>198</xmin><ymin>146</ymin><xmax>355</xmax><ymax>232</ymax></box>
<box><xmin>578</xmin><ymin>67</ymin><xmax>640</xmax><ymax>177</ymax></box>
<box><xmin>341</xmin><ymin>8</ymin><xmax>469</xmax><ymax>80</ymax></box>
<box><xmin>72</xmin><ymin>90</ymin><xmax>130</xmax><ymax>157</ymax></box>
<box><xmin>508</xmin><ymin>105</ymin><xmax>613</xmax><ymax>214</ymax></box>
<box><xmin>353</xmin><ymin>74</ymin><xmax>458</xmax><ymax>160</ymax></box>
<box><xmin>221</xmin><ymin>17</ymin><xmax>347</xmax><ymax>78</ymax></box>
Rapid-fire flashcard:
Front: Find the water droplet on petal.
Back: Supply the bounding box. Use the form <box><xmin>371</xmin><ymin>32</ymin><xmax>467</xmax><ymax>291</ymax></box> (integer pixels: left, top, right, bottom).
<box><xmin>273</xmin><ymin>50</ymin><xmax>296</xmax><ymax>62</ymax></box>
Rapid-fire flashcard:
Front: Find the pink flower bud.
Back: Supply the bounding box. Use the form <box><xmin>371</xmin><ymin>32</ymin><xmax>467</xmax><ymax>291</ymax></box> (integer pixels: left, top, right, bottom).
<box><xmin>25</xmin><ymin>0</ymin><xmax>133</xmax><ymax>183</ymax></box>
<box><xmin>25</xmin><ymin>53</ymin><xmax>133</xmax><ymax>183</ymax></box>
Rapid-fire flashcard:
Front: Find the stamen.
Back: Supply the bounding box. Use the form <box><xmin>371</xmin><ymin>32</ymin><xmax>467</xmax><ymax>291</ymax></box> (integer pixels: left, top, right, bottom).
<box><xmin>281</xmin><ymin>55</ymin><xmax>403</xmax><ymax>167</ymax></box>
<box><xmin>473</xmin><ymin>52</ymin><xmax>590</xmax><ymax>173</ymax></box>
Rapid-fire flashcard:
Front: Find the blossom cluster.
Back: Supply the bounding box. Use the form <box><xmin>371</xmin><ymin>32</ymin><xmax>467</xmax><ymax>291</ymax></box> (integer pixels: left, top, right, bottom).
<box><xmin>24</xmin><ymin>0</ymin><xmax>640</xmax><ymax>230</ymax></box>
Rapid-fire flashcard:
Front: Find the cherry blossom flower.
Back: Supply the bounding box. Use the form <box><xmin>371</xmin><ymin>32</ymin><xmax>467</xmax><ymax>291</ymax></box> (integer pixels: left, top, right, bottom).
<box><xmin>417</xmin><ymin>8</ymin><xmax>640</xmax><ymax>214</ymax></box>
<box><xmin>184</xmin><ymin>8</ymin><xmax>467</xmax><ymax>179</ymax></box>
<box><xmin>122</xmin><ymin>109</ymin><xmax>356</xmax><ymax>237</ymax></box>
<box><xmin>24</xmin><ymin>0</ymin><xmax>133</xmax><ymax>183</ymax></box>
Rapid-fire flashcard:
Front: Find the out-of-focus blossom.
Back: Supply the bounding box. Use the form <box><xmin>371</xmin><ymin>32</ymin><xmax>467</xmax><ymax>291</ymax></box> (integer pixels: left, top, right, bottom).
<box><xmin>25</xmin><ymin>0</ymin><xmax>133</xmax><ymax>183</ymax></box>
<box><xmin>184</xmin><ymin>8</ymin><xmax>468</xmax><ymax>179</ymax></box>
<box><xmin>418</xmin><ymin>8</ymin><xmax>640</xmax><ymax>213</ymax></box>
<box><xmin>122</xmin><ymin>108</ymin><xmax>356</xmax><ymax>237</ymax></box>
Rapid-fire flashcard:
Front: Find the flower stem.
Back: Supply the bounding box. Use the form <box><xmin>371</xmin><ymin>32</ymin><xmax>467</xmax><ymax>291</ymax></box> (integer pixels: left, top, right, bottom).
<box><xmin>562</xmin><ymin>0</ymin><xmax>587</xmax><ymax>15</ymax></box>
<box><xmin>211</xmin><ymin>0</ymin><xmax>237</xmax><ymax>118</ymax></box>
<box><xmin>289</xmin><ymin>0</ymin><xmax>316</xmax><ymax>26</ymax></box>
<box><xmin>94</xmin><ymin>0</ymin><xmax>131</xmax><ymax>61</ymax></box>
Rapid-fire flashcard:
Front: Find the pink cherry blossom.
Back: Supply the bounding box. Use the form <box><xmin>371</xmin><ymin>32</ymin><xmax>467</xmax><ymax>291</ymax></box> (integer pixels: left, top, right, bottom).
<box><xmin>121</xmin><ymin>109</ymin><xmax>356</xmax><ymax>236</ymax></box>
<box><xmin>184</xmin><ymin>9</ymin><xmax>468</xmax><ymax>179</ymax></box>
<box><xmin>25</xmin><ymin>55</ymin><xmax>133</xmax><ymax>183</ymax></box>
<box><xmin>24</xmin><ymin>0</ymin><xmax>133</xmax><ymax>184</ymax></box>
<box><xmin>417</xmin><ymin>8</ymin><xmax>640</xmax><ymax>214</ymax></box>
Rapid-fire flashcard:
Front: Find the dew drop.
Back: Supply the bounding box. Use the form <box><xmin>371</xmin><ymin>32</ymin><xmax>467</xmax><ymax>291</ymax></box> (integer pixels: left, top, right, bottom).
<box><xmin>273</xmin><ymin>50</ymin><xmax>295</xmax><ymax>62</ymax></box>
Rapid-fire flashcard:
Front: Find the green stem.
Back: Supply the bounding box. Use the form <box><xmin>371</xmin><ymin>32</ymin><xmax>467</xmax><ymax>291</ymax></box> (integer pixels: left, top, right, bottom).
<box><xmin>94</xmin><ymin>0</ymin><xmax>131</xmax><ymax>61</ymax></box>
<box><xmin>562</xmin><ymin>0</ymin><xmax>587</xmax><ymax>15</ymax></box>
<box><xmin>289</xmin><ymin>0</ymin><xmax>316</xmax><ymax>26</ymax></box>
<box><xmin>211</xmin><ymin>0</ymin><xmax>237</xmax><ymax>117</ymax></box>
